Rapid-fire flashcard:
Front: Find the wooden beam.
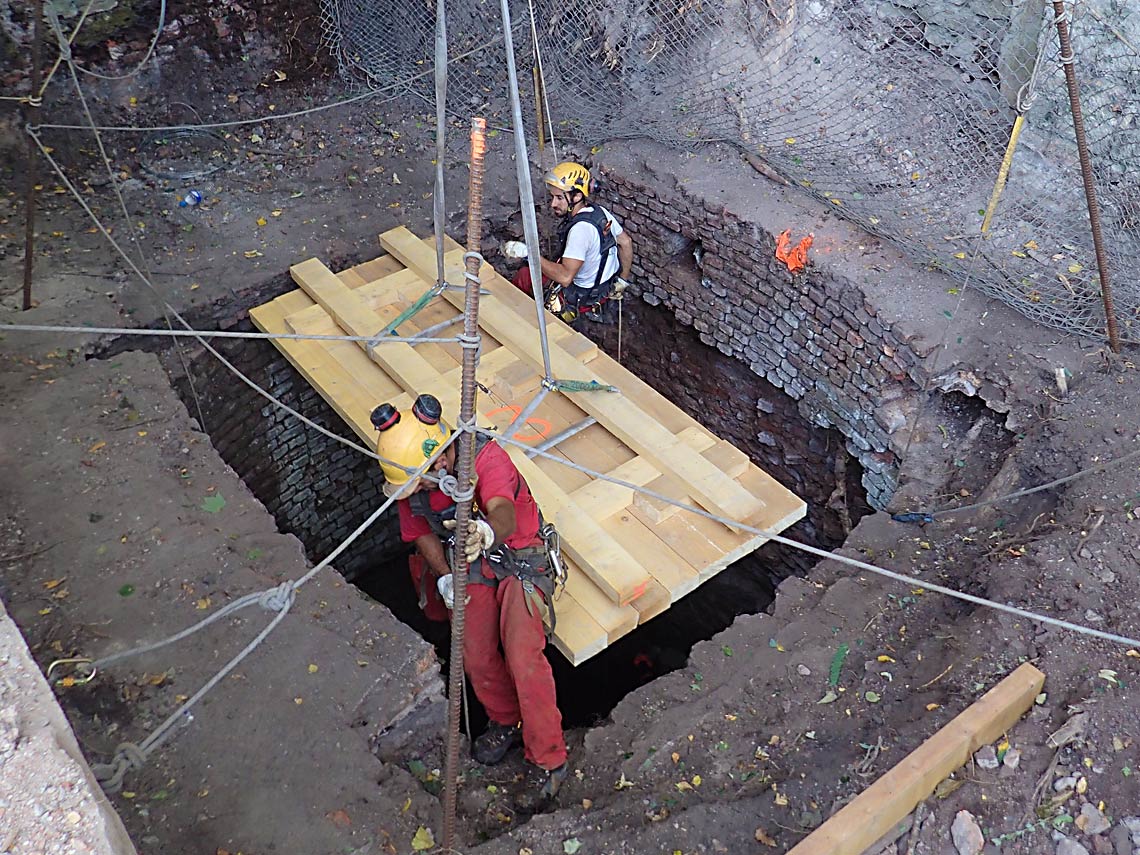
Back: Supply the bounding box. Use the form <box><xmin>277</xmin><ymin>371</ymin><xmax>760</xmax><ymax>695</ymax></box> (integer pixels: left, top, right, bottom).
<box><xmin>787</xmin><ymin>663</ymin><xmax>1045</xmax><ymax>855</ymax></box>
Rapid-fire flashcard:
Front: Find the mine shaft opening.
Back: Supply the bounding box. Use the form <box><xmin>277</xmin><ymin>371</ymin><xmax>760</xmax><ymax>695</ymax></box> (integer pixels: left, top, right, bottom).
<box><xmin>145</xmin><ymin>286</ymin><xmax>873</xmax><ymax>730</ymax></box>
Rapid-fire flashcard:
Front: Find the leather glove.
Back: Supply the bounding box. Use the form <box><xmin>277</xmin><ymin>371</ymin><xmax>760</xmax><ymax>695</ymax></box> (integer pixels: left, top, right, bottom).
<box><xmin>613</xmin><ymin>276</ymin><xmax>630</xmax><ymax>297</ymax></box>
<box><xmin>442</xmin><ymin>517</ymin><xmax>495</xmax><ymax>565</ymax></box>
<box><xmin>436</xmin><ymin>573</ymin><xmax>455</xmax><ymax>609</ymax></box>
<box><xmin>501</xmin><ymin>240</ymin><xmax>529</xmax><ymax>259</ymax></box>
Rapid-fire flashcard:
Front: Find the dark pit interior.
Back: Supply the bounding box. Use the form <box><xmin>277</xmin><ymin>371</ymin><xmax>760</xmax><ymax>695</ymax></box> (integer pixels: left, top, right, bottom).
<box><xmin>149</xmin><ymin>290</ymin><xmax>873</xmax><ymax>728</ymax></box>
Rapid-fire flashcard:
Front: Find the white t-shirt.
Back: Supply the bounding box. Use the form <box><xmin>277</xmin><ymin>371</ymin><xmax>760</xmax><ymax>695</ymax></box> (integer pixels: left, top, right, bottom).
<box><xmin>561</xmin><ymin>205</ymin><xmax>623</xmax><ymax>289</ymax></box>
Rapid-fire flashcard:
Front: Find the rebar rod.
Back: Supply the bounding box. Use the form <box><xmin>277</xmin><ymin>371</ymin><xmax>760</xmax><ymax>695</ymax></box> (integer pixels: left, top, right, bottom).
<box><xmin>441</xmin><ymin>116</ymin><xmax>486</xmax><ymax>853</ymax></box>
<box><xmin>1052</xmin><ymin>0</ymin><xmax>1120</xmax><ymax>352</ymax></box>
<box><xmin>22</xmin><ymin>0</ymin><xmax>44</xmax><ymax>312</ymax></box>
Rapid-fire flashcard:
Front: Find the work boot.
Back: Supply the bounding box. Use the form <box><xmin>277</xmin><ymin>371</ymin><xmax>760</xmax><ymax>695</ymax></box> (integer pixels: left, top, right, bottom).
<box><xmin>472</xmin><ymin>722</ymin><xmax>521</xmax><ymax>765</ymax></box>
<box><xmin>514</xmin><ymin>762</ymin><xmax>569</xmax><ymax>811</ymax></box>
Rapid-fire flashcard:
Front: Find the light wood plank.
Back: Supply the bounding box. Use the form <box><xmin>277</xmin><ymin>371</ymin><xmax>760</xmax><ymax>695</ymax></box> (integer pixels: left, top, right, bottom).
<box><xmin>506</xmin><ymin>449</ymin><xmax>652</xmax><ymax>606</ymax></box>
<box><xmin>380</xmin><ymin>226</ymin><xmax>766</xmax><ymax>530</ymax></box>
<box><xmin>788</xmin><ymin>664</ymin><xmax>1045</xmax><ymax>855</ymax></box>
<box><xmin>629</xmin><ymin>579</ymin><xmax>671</xmax><ymax>623</ymax></box>
<box><xmin>606</xmin><ymin>510</ymin><xmax>701</xmax><ymax>602</ymax></box>
<box><xmin>545</xmin><ymin>589</ymin><xmax>607</xmax><ymax>665</ymax></box>
<box><xmin>561</xmin><ymin>559</ymin><xmax>639</xmax><ymax>643</ymax></box>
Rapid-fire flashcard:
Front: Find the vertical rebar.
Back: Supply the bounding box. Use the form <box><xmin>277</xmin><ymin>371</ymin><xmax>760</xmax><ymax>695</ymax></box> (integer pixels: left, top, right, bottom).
<box><xmin>1052</xmin><ymin>0</ymin><xmax>1120</xmax><ymax>352</ymax></box>
<box><xmin>432</xmin><ymin>0</ymin><xmax>448</xmax><ymax>290</ymax></box>
<box><xmin>22</xmin><ymin>0</ymin><xmax>45</xmax><ymax>312</ymax></box>
<box><xmin>441</xmin><ymin>116</ymin><xmax>486</xmax><ymax>854</ymax></box>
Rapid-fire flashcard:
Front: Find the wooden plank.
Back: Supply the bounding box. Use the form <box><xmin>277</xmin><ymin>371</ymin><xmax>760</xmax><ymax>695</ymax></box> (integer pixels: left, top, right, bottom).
<box><xmin>506</xmin><ymin>448</ymin><xmax>652</xmax><ymax>606</ymax></box>
<box><xmin>787</xmin><ymin>663</ymin><xmax>1045</xmax><ymax>855</ymax></box>
<box><xmin>381</xmin><ymin>226</ymin><xmax>766</xmax><ymax>529</ymax></box>
<box><xmin>561</xmin><ymin>560</ymin><xmax>639</xmax><ymax>643</ymax></box>
<box><xmin>605</xmin><ymin>510</ymin><xmax>700</xmax><ymax>602</ymax></box>
<box><xmin>570</xmin><ymin>456</ymin><xmax>661</xmax><ymax>520</ymax></box>
<box><xmin>703</xmin><ymin>439</ymin><xmax>750</xmax><ymax>478</ymax></box>
<box><xmin>285</xmin><ymin>267</ymin><xmax>427</xmax><ymax>332</ymax></box>
<box><xmin>629</xmin><ymin>580</ymin><xmax>671</xmax><ymax>623</ymax></box>
<box><xmin>249</xmin><ymin>302</ymin><xmax>385</xmax><ymax>444</ymax></box>
<box><xmin>545</xmin><ymin>590</ymin><xmax>607</xmax><ymax>665</ymax></box>
<box><xmin>290</xmin><ymin>258</ymin><xmax>457</xmax><ymax>408</ymax></box>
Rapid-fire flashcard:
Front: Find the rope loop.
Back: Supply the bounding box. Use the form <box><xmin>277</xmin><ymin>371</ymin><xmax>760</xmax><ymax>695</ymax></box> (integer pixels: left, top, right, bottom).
<box><xmin>257</xmin><ymin>582</ymin><xmax>296</xmax><ymax>613</ymax></box>
<box><xmin>94</xmin><ymin>741</ymin><xmax>146</xmax><ymax>793</ymax></box>
<box><xmin>463</xmin><ymin>251</ymin><xmax>484</xmax><ymax>265</ymax></box>
<box><xmin>456</xmin><ymin>332</ymin><xmax>480</xmax><ymax>350</ymax></box>
<box><xmin>26</xmin><ymin>95</ymin><xmax>43</xmax><ymax>108</ymax></box>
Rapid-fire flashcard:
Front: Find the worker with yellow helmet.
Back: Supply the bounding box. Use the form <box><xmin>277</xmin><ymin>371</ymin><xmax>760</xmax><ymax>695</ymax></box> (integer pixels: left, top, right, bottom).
<box><xmin>505</xmin><ymin>160</ymin><xmax>634</xmax><ymax>324</ymax></box>
<box><xmin>371</xmin><ymin>394</ymin><xmax>569</xmax><ymax>805</ymax></box>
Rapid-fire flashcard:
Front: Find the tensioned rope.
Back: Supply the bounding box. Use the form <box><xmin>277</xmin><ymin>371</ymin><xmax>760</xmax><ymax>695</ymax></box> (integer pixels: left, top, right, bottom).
<box><xmin>0</xmin><ymin>321</ymin><xmax>464</xmax><ymax>345</ymax></box>
<box><xmin>483</xmin><ymin>426</ymin><xmax>1140</xmax><ymax>650</ymax></box>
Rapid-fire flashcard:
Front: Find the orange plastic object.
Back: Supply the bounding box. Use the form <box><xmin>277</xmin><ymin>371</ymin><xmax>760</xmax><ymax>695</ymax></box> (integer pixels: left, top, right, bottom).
<box><xmin>775</xmin><ymin>229</ymin><xmax>814</xmax><ymax>273</ymax></box>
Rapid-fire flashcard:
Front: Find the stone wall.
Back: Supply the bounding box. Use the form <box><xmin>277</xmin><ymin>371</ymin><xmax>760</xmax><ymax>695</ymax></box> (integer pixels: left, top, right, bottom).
<box><xmin>597</xmin><ymin>149</ymin><xmax>926</xmax><ymax>510</ymax></box>
<box><xmin>176</xmin><ymin>332</ymin><xmax>402</xmax><ymax>579</ymax></box>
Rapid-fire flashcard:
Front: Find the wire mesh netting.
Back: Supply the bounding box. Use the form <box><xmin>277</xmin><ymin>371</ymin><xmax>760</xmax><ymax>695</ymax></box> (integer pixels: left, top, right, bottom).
<box><xmin>321</xmin><ymin>0</ymin><xmax>1140</xmax><ymax>341</ymax></box>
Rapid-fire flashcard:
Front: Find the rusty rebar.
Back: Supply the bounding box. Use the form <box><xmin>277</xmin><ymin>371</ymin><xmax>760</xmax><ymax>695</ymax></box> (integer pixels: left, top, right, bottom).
<box><xmin>22</xmin><ymin>0</ymin><xmax>44</xmax><ymax>312</ymax></box>
<box><xmin>441</xmin><ymin>115</ymin><xmax>486</xmax><ymax>853</ymax></box>
<box><xmin>1052</xmin><ymin>0</ymin><xmax>1120</xmax><ymax>353</ymax></box>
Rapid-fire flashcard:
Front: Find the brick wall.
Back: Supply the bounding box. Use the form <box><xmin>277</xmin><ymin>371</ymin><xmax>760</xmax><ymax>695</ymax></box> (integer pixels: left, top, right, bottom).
<box><xmin>177</xmin><ymin>333</ymin><xmax>403</xmax><ymax>579</ymax></box>
<box><xmin>598</xmin><ymin>156</ymin><xmax>924</xmax><ymax>509</ymax></box>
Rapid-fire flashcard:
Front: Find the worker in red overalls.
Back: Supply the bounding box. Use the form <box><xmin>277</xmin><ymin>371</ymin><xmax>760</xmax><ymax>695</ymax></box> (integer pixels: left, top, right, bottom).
<box><xmin>371</xmin><ymin>394</ymin><xmax>569</xmax><ymax>804</ymax></box>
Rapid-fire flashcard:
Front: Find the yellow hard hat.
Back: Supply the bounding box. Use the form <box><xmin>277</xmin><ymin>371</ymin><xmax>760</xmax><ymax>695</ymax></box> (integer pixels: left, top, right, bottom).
<box><xmin>545</xmin><ymin>161</ymin><xmax>592</xmax><ymax>197</ymax></box>
<box><xmin>371</xmin><ymin>395</ymin><xmax>450</xmax><ymax>497</ymax></box>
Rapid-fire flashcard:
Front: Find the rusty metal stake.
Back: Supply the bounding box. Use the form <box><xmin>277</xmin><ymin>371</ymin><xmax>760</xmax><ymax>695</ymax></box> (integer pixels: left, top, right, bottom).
<box><xmin>441</xmin><ymin>115</ymin><xmax>487</xmax><ymax>854</ymax></box>
<box><xmin>1052</xmin><ymin>0</ymin><xmax>1120</xmax><ymax>352</ymax></box>
<box><xmin>22</xmin><ymin>0</ymin><xmax>45</xmax><ymax>312</ymax></box>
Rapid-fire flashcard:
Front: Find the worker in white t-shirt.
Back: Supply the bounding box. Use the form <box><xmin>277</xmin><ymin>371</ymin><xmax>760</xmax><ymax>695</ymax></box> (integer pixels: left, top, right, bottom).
<box><xmin>506</xmin><ymin>161</ymin><xmax>634</xmax><ymax>324</ymax></box>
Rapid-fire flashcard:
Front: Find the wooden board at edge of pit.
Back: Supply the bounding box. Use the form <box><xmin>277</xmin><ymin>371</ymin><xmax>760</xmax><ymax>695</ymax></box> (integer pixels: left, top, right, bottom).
<box><xmin>786</xmin><ymin>663</ymin><xmax>1045</xmax><ymax>855</ymax></box>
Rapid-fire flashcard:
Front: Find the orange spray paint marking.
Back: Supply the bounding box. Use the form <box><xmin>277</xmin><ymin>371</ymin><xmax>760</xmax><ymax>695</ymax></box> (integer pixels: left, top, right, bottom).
<box><xmin>775</xmin><ymin>229</ymin><xmax>814</xmax><ymax>273</ymax></box>
<box><xmin>485</xmin><ymin>405</ymin><xmax>552</xmax><ymax>443</ymax></box>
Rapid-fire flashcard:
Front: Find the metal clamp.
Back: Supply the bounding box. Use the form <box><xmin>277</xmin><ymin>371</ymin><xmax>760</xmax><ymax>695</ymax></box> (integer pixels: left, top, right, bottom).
<box><xmin>47</xmin><ymin>657</ymin><xmax>97</xmax><ymax>687</ymax></box>
<box><xmin>540</xmin><ymin>522</ymin><xmax>567</xmax><ymax>600</ymax></box>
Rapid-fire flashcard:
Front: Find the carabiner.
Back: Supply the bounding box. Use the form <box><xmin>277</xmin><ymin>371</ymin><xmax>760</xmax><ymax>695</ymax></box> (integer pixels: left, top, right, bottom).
<box><xmin>47</xmin><ymin>657</ymin><xmax>96</xmax><ymax>687</ymax></box>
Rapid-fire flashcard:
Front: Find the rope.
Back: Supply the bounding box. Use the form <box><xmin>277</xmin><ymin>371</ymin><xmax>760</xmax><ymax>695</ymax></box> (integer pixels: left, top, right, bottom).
<box><xmin>483</xmin><ymin>427</ymin><xmax>1140</xmax><ymax>650</ymax></box>
<box><xmin>33</xmin><ymin>34</ymin><xmax>506</xmax><ymax>134</ymax></box>
<box><xmin>0</xmin><ymin>321</ymin><xmax>462</xmax><ymax>345</ymax></box>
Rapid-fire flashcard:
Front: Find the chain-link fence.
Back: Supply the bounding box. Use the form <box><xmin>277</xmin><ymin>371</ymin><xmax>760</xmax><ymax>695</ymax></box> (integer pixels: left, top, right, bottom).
<box><xmin>322</xmin><ymin>0</ymin><xmax>1140</xmax><ymax>341</ymax></box>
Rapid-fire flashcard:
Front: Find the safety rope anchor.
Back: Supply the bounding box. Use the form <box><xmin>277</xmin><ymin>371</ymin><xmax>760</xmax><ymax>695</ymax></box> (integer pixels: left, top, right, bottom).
<box><xmin>47</xmin><ymin>657</ymin><xmax>97</xmax><ymax>687</ymax></box>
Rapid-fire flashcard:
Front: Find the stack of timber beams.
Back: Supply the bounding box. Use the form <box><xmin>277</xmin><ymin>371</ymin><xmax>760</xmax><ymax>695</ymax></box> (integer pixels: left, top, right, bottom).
<box><xmin>250</xmin><ymin>227</ymin><xmax>806</xmax><ymax>665</ymax></box>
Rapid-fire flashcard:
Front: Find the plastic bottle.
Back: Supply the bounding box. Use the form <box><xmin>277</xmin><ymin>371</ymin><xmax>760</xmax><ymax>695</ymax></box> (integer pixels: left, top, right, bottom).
<box><xmin>178</xmin><ymin>190</ymin><xmax>203</xmax><ymax>208</ymax></box>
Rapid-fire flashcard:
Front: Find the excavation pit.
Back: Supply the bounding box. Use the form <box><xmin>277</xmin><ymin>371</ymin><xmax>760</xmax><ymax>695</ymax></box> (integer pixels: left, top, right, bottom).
<box><xmin>159</xmin><ymin>280</ymin><xmax>874</xmax><ymax>730</ymax></box>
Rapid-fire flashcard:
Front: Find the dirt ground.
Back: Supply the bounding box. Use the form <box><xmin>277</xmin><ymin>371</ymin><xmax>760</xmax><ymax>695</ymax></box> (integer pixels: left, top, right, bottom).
<box><xmin>2</xmin><ymin>21</ymin><xmax>1140</xmax><ymax>855</ymax></box>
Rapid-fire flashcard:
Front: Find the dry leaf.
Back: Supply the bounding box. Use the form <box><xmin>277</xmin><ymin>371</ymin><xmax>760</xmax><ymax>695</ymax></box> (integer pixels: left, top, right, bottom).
<box><xmin>88</xmin><ymin>441</ymin><xmax>107</xmax><ymax>453</ymax></box>
<box><xmin>256</xmin><ymin>217</ymin><xmax>267</xmax><ymax>227</ymax></box>
<box><xmin>43</xmin><ymin>578</ymin><xmax>66</xmax><ymax>590</ymax></box>
<box><xmin>196</xmin><ymin>597</ymin><xmax>211</xmax><ymax>610</ymax></box>
<box><xmin>754</xmin><ymin>827</ymin><xmax>777</xmax><ymax>847</ymax></box>
<box><xmin>243</xmin><ymin>250</ymin><xmax>263</xmax><ymax>258</ymax></box>
<box><xmin>327</xmin><ymin>809</ymin><xmax>351</xmax><ymax>828</ymax></box>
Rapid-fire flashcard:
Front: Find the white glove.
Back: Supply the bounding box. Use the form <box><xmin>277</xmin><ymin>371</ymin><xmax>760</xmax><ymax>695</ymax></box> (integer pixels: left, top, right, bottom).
<box><xmin>436</xmin><ymin>573</ymin><xmax>455</xmax><ymax>609</ymax></box>
<box><xmin>443</xmin><ymin>518</ymin><xmax>496</xmax><ymax>565</ymax></box>
<box><xmin>501</xmin><ymin>240</ymin><xmax>529</xmax><ymax>259</ymax></box>
<box><xmin>613</xmin><ymin>276</ymin><xmax>630</xmax><ymax>296</ymax></box>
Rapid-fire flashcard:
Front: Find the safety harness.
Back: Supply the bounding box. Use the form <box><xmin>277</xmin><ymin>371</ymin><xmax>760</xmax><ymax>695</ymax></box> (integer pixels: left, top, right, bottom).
<box><xmin>407</xmin><ymin>438</ymin><xmax>566</xmax><ymax>637</ymax></box>
<box><xmin>549</xmin><ymin>205</ymin><xmax>619</xmax><ymax>319</ymax></box>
